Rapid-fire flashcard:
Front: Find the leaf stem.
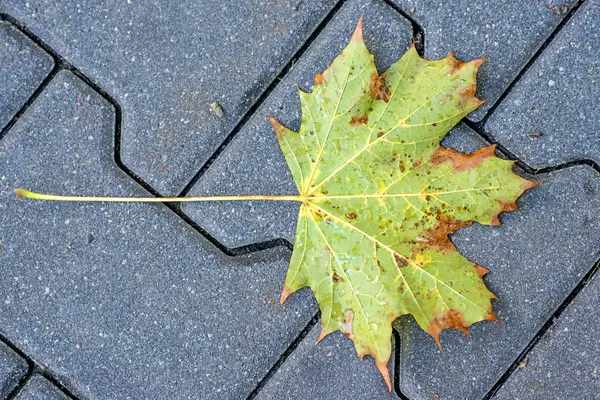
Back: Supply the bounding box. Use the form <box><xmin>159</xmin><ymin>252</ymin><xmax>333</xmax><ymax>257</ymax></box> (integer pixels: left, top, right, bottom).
<box><xmin>14</xmin><ymin>189</ymin><xmax>304</xmax><ymax>203</ymax></box>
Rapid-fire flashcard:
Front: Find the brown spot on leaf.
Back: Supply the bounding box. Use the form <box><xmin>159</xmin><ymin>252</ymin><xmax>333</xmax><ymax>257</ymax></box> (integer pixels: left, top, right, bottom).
<box><xmin>473</xmin><ymin>264</ymin><xmax>489</xmax><ymax>278</ymax></box>
<box><xmin>426</xmin><ymin>308</ymin><xmax>471</xmax><ymax>351</ymax></box>
<box><xmin>345</xmin><ymin>212</ymin><xmax>357</xmax><ymax>220</ymax></box>
<box><xmin>394</xmin><ymin>254</ymin><xmax>409</xmax><ymax>268</ymax></box>
<box><xmin>341</xmin><ymin>311</ymin><xmax>354</xmax><ymax>339</ymax></box>
<box><xmin>332</xmin><ymin>272</ymin><xmax>344</xmax><ymax>282</ymax></box>
<box><xmin>431</xmin><ymin>144</ymin><xmax>496</xmax><ymax>171</ymax></box>
<box><xmin>446</xmin><ymin>52</ymin><xmax>463</xmax><ymax>75</ymax></box>
<box><xmin>314</xmin><ymin>73</ymin><xmax>325</xmax><ymax>85</ymax></box>
<box><xmin>422</xmin><ymin>214</ymin><xmax>472</xmax><ymax>252</ymax></box>
<box><xmin>399</xmin><ymin>161</ymin><xmax>406</xmax><ymax>172</ymax></box>
<box><xmin>460</xmin><ymin>83</ymin><xmax>477</xmax><ymax>98</ymax></box>
<box><xmin>369</xmin><ymin>72</ymin><xmax>391</xmax><ymax>102</ymax></box>
<box><xmin>350</xmin><ymin>114</ymin><xmax>368</xmax><ymax>126</ymax></box>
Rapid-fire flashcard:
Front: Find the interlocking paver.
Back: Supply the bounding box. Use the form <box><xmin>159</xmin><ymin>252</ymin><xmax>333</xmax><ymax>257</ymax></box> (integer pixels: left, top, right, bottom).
<box><xmin>0</xmin><ymin>70</ymin><xmax>316</xmax><ymax>399</ymax></box>
<box><xmin>494</xmin><ymin>274</ymin><xmax>600</xmax><ymax>400</ymax></box>
<box><xmin>0</xmin><ymin>341</ymin><xmax>28</xmax><ymax>398</ymax></box>
<box><xmin>182</xmin><ymin>0</ymin><xmax>414</xmax><ymax>248</ymax></box>
<box><xmin>397</xmin><ymin>162</ymin><xmax>600</xmax><ymax>399</ymax></box>
<box><xmin>389</xmin><ymin>0</ymin><xmax>575</xmax><ymax>121</ymax></box>
<box><xmin>1</xmin><ymin>0</ymin><xmax>338</xmax><ymax>194</ymax></box>
<box><xmin>0</xmin><ymin>20</ymin><xmax>54</xmax><ymax>129</ymax></box>
<box><xmin>14</xmin><ymin>375</ymin><xmax>69</xmax><ymax>400</ymax></box>
<box><xmin>486</xmin><ymin>0</ymin><xmax>600</xmax><ymax>170</ymax></box>
<box><xmin>256</xmin><ymin>328</ymin><xmax>398</xmax><ymax>400</ymax></box>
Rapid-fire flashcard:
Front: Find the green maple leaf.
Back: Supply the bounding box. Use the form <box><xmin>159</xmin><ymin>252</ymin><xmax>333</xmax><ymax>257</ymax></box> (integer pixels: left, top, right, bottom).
<box><xmin>268</xmin><ymin>17</ymin><xmax>536</xmax><ymax>390</ymax></box>
<box><xmin>15</xmin><ymin>17</ymin><xmax>538</xmax><ymax>393</ymax></box>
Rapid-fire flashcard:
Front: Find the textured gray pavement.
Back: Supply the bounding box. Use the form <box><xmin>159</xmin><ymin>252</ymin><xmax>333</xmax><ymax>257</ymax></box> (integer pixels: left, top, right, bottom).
<box><xmin>1</xmin><ymin>0</ymin><xmax>599</xmax><ymax>399</ymax></box>
<box><xmin>0</xmin><ymin>341</ymin><xmax>27</xmax><ymax>398</ymax></box>
<box><xmin>486</xmin><ymin>0</ymin><xmax>600</xmax><ymax>169</ymax></box>
<box><xmin>495</xmin><ymin>273</ymin><xmax>600</xmax><ymax>400</ymax></box>
<box><xmin>256</xmin><ymin>329</ymin><xmax>398</xmax><ymax>400</ymax></box>
<box><xmin>0</xmin><ymin>20</ymin><xmax>53</xmax><ymax>128</ymax></box>
<box><xmin>14</xmin><ymin>375</ymin><xmax>69</xmax><ymax>400</ymax></box>
<box><xmin>0</xmin><ymin>71</ymin><xmax>315</xmax><ymax>399</ymax></box>
<box><xmin>1</xmin><ymin>0</ymin><xmax>338</xmax><ymax>194</ymax></box>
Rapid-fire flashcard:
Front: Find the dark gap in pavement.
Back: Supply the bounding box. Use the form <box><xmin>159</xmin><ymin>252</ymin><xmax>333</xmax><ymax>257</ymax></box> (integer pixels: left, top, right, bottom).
<box><xmin>2</xmin><ymin>4</ymin><xmax>599</xmax><ymax>400</ymax></box>
<box><xmin>381</xmin><ymin>0</ymin><xmax>424</xmax><ymax>56</ymax></box>
<box><xmin>470</xmin><ymin>0</ymin><xmax>586</xmax><ymax>131</ymax></box>
<box><xmin>484</xmin><ymin>256</ymin><xmax>600</xmax><ymax>399</ymax></box>
<box><xmin>246</xmin><ymin>312</ymin><xmax>320</xmax><ymax>400</ymax></box>
<box><xmin>0</xmin><ymin>332</ymin><xmax>81</xmax><ymax>400</ymax></box>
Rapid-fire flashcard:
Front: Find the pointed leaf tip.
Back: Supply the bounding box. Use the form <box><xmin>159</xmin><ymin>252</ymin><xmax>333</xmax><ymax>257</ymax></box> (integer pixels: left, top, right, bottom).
<box><xmin>376</xmin><ymin>359</ymin><xmax>392</xmax><ymax>392</ymax></box>
<box><xmin>315</xmin><ymin>328</ymin><xmax>328</xmax><ymax>344</ymax></box>
<box><xmin>351</xmin><ymin>15</ymin><xmax>364</xmax><ymax>42</ymax></box>
<box><xmin>279</xmin><ymin>286</ymin><xmax>293</xmax><ymax>304</ymax></box>
<box><xmin>267</xmin><ymin>115</ymin><xmax>286</xmax><ymax>139</ymax></box>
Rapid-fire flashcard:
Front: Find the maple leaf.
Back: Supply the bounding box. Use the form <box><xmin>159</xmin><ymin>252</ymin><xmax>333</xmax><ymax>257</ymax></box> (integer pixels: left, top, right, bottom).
<box><xmin>268</xmin><ymin>17</ymin><xmax>536</xmax><ymax>390</ymax></box>
<box><xmin>13</xmin><ymin>16</ymin><xmax>538</xmax><ymax>394</ymax></box>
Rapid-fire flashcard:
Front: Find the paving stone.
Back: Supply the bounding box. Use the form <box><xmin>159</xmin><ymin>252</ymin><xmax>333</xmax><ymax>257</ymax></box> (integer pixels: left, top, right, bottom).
<box><xmin>396</xmin><ymin>163</ymin><xmax>600</xmax><ymax>399</ymax></box>
<box><xmin>1</xmin><ymin>0</ymin><xmax>338</xmax><ymax>194</ymax></box>
<box><xmin>256</xmin><ymin>328</ymin><xmax>398</xmax><ymax>400</ymax></box>
<box><xmin>0</xmin><ymin>70</ymin><xmax>316</xmax><ymax>399</ymax></box>
<box><xmin>389</xmin><ymin>0</ymin><xmax>575</xmax><ymax>121</ymax></box>
<box><xmin>485</xmin><ymin>0</ymin><xmax>600</xmax><ymax>170</ymax></box>
<box><xmin>0</xmin><ymin>341</ymin><xmax>28</xmax><ymax>398</ymax></box>
<box><xmin>182</xmin><ymin>0</ymin><xmax>414</xmax><ymax>249</ymax></box>
<box><xmin>494</xmin><ymin>273</ymin><xmax>600</xmax><ymax>400</ymax></box>
<box><xmin>14</xmin><ymin>375</ymin><xmax>69</xmax><ymax>400</ymax></box>
<box><xmin>0</xmin><ymin>20</ymin><xmax>54</xmax><ymax>129</ymax></box>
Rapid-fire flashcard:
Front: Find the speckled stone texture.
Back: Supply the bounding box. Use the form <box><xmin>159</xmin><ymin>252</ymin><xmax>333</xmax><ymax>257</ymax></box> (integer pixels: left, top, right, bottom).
<box><xmin>0</xmin><ymin>70</ymin><xmax>315</xmax><ymax>400</ymax></box>
<box><xmin>1</xmin><ymin>0</ymin><xmax>600</xmax><ymax>399</ymax></box>
<box><xmin>182</xmin><ymin>0</ymin><xmax>414</xmax><ymax>249</ymax></box>
<box><xmin>256</xmin><ymin>328</ymin><xmax>398</xmax><ymax>400</ymax></box>
<box><xmin>0</xmin><ymin>341</ymin><xmax>27</xmax><ymax>398</ymax></box>
<box><xmin>0</xmin><ymin>20</ymin><xmax>54</xmax><ymax>129</ymax></box>
<box><xmin>14</xmin><ymin>375</ymin><xmax>69</xmax><ymax>400</ymax></box>
<box><xmin>389</xmin><ymin>0</ymin><xmax>575</xmax><ymax>121</ymax></box>
<box><xmin>494</xmin><ymin>274</ymin><xmax>600</xmax><ymax>400</ymax></box>
<box><xmin>486</xmin><ymin>0</ymin><xmax>600</xmax><ymax>169</ymax></box>
<box><xmin>0</xmin><ymin>0</ymin><xmax>338</xmax><ymax>194</ymax></box>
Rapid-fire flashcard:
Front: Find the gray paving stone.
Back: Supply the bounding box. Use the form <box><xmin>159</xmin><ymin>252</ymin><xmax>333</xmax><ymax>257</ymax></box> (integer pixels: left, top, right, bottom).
<box><xmin>389</xmin><ymin>0</ymin><xmax>575</xmax><ymax>121</ymax></box>
<box><xmin>0</xmin><ymin>341</ymin><xmax>28</xmax><ymax>398</ymax></box>
<box><xmin>182</xmin><ymin>0</ymin><xmax>414</xmax><ymax>249</ymax></box>
<box><xmin>0</xmin><ymin>20</ymin><xmax>54</xmax><ymax>129</ymax></box>
<box><xmin>1</xmin><ymin>0</ymin><xmax>337</xmax><ymax>194</ymax></box>
<box><xmin>14</xmin><ymin>375</ymin><xmax>69</xmax><ymax>400</ymax></box>
<box><xmin>0</xmin><ymin>70</ymin><xmax>316</xmax><ymax>399</ymax></box>
<box><xmin>396</xmin><ymin>164</ymin><xmax>600</xmax><ymax>399</ymax></box>
<box><xmin>486</xmin><ymin>0</ymin><xmax>600</xmax><ymax>170</ymax></box>
<box><xmin>494</xmin><ymin>274</ymin><xmax>600</xmax><ymax>400</ymax></box>
<box><xmin>256</xmin><ymin>328</ymin><xmax>398</xmax><ymax>400</ymax></box>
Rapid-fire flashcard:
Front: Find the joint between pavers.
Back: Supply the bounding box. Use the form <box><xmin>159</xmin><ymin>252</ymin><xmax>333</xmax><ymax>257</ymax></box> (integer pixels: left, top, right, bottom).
<box><xmin>471</xmin><ymin>0</ymin><xmax>586</xmax><ymax>127</ymax></box>
<box><xmin>463</xmin><ymin>119</ymin><xmax>600</xmax><ymax>176</ymax></box>
<box><xmin>0</xmin><ymin>332</ymin><xmax>82</xmax><ymax>400</ymax></box>
<box><xmin>381</xmin><ymin>0</ymin><xmax>425</xmax><ymax>56</ymax></box>
<box><xmin>482</xmin><ymin>254</ymin><xmax>600</xmax><ymax>400</ymax></box>
<box><xmin>246</xmin><ymin>311</ymin><xmax>320</xmax><ymax>400</ymax></box>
